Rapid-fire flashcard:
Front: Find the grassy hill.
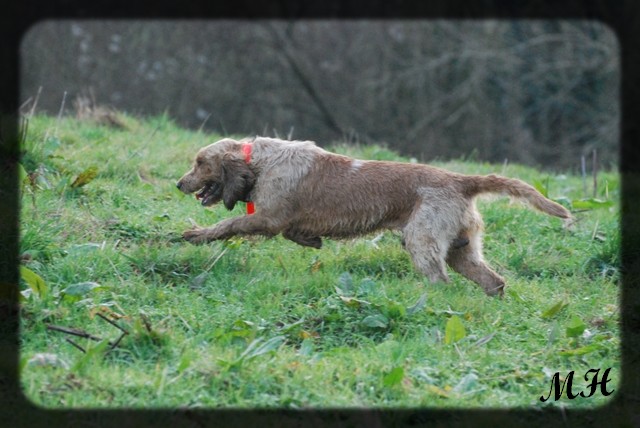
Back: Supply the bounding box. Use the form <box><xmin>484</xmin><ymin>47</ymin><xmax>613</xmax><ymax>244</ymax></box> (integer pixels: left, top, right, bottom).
<box><xmin>18</xmin><ymin>114</ymin><xmax>619</xmax><ymax>408</ymax></box>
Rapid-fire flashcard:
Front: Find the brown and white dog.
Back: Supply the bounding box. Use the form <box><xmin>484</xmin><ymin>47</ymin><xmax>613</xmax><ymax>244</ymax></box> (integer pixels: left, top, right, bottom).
<box><xmin>177</xmin><ymin>137</ymin><xmax>570</xmax><ymax>296</ymax></box>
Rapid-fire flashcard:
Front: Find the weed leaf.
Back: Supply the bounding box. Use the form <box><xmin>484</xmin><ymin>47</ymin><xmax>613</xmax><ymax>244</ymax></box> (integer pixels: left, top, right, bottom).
<box><xmin>153</xmin><ymin>213</ymin><xmax>170</xmax><ymax>222</ymax></box>
<box><xmin>472</xmin><ymin>332</ymin><xmax>496</xmax><ymax>347</ymax></box>
<box><xmin>62</xmin><ymin>282</ymin><xmax>105</xmax><ymax>297</ymax></box>
<box><xmin>532</xmin><ymin>178</ymin><xmax>549</xmax><ymax>198</ymax></box>
<box><xmin>571</xmin><ymin>198</ymin><xmax>614</xmax><ymax>210</ymax></box>
<box><xmin>190</xmin><ymin>272</ymin><xmax>208</xmax><ymax>290</ymax></box>
<box><xmin>383</xmin><ymin>300</ymin><xmax>406</xmax><ymax>319</ymax></box>
<box><xmin>553</xmin><ymin>196</ymin><xmax>572</xmax><ymax>210</ymax></box>
<box><xmin>68</xmin><ymin>243</ymin><xmax>102</xmax><ymax>254</ymax></box>
<box><xmin>383</xmin><ymin>366</ymin><xmax>405</xmax><ymax>387</ymax></box>
<box><xmin>559</xmin><ymin>343</ymin><xmax>602</xmax><ymax>357</ymax></box>
<box><xmin>357</xmin><ymin>278</ymin><xmax>377</xmax><ymax>295</ymax></box>
<box><xmin>177</xmin><ymin>352</ymin><xmax>193</xmax><ymax>373</ymax></box>
<box><xmin>547</xmin><ymin>322</ymin><xmax>560</xmax><ymax>347</ymax></box>
<box><xmin>299</xmin><ymin>339</ymin><xmax>314</xmax><ymax>356</ymax></box>
<box><xmin>565</xmin><ymin>315</ymin><xmax>587</xmax><ymax>338</ymax></box>
<box><xmin>452</xmin><ymin>373</ymin><xmax>479</xmax><ymax>394</ymax></box>
<box><xmin>336</xmin><ymin>272</ymin><xmax>354</xmax><ymax>296</ymax></box>
<box><xmin>444</xmin><ymin>315</ymin><xmax>466</xmax><ymax>344</ymax></box>
<box><xmin>361</xmin><ymin>314</ymin><xmax>389</xmax><ymax>329</ymax></box>
<box><xmin>426</xmin><ymin>384</ymin><xmax>450</xmax><ymax>398</ymax></box>
<box><xmin>26</xmin><ymin>352</ymin><xmax>69</xmax><ymax>369</ymax></box>
<box><xmin>18</xmin><ymin>162</ymin><xmax>29</xmax><ymax>185</ymax></box>
<box><xmin>407</xmin><ymin>293</ymin><xmax>427</xmax><ymax>316</ymax></box>
<box><xmin>279</xmin><ymin>318</ymin><xmax>305</xmax><ymax>333</ymax></box>
<box><xmin>239</xmin><ymin>336</ymin><xmax>286</xmax><ymax>362</ymax></box>
<box><xmin>71</xmin><ymin>166</ymin><xmax>98</xmax><ymax>188</ymax></box>
<box><xmin>20</xmin><ymin>266</ymin><xmax>47</xmax><ymax>298</ymax></box>
<box><xmin>541</xmin><ymin>299</ymin><xmax>568</xmax><ymax>319</ymax></box>
<box><xmin>507</xmin><ymin>288</ymin><xmax>526</xmax><ymax>302</ymax></box>
<box><xmin>339</xmin><ymin>296</ymin><xmax>370</xmax><ymax>308</ymax></box>
<box><xmin>71</xmin><ymin>339</ymin><xmax>111</xmax><ymax>373</ymax></box>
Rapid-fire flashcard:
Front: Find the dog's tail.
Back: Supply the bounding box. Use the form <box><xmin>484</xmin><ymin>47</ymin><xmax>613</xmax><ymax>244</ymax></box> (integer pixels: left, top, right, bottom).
<box><xmin>470</xmin><ymin>174</ymin><xmax>571</xmax><ymax>219</ymax></box>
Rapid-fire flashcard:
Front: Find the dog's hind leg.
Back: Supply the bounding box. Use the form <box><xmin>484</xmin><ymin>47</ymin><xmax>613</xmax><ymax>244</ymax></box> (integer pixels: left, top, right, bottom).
<box><xmin>402</xmin><ymin>221</ymin><xmax>450</xmax><ymax>285</ymax></box>
<box><xmin>445</xmin><ymin>217</ymin><xmax>505</xmax><ymax>297</ymax></box>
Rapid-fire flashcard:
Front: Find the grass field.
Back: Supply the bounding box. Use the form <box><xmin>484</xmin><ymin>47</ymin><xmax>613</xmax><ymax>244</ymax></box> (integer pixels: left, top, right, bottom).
<box><xmin>18</xmin><ymin>113</ymin><xmax>620</xmax><ymax>408</ymax></box>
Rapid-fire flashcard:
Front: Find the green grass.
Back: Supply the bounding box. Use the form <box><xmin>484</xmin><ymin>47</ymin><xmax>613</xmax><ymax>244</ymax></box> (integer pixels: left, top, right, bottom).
<box><xmin>18</xmin><ymin>114</ymin><xmax>620</xmax><ymax>409</ymax></box>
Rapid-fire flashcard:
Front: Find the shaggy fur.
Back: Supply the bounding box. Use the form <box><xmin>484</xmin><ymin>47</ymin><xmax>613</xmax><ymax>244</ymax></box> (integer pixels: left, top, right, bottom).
<box><xmin>177</xmin><ymin>137</ymin><xmax>571</xmax><ymax>296</ymax></box>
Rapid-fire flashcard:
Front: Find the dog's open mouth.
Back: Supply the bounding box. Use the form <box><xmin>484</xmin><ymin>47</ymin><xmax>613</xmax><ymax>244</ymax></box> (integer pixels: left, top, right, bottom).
<box><xmin>195</xmin><ymin>182</ymin><xmax>223</xmax><ymax>206</ymax></box>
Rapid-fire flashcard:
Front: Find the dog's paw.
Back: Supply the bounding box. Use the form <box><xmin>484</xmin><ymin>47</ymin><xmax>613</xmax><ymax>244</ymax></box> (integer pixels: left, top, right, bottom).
<box><xmin>485</xmin><ymin>282</ymin><xmax>505</xmax><ymax>298</ymax></box>
<box><xmin>183</xmin><ymin>228</ymin><xmax>208</xmax><ymax>244</ymax></box>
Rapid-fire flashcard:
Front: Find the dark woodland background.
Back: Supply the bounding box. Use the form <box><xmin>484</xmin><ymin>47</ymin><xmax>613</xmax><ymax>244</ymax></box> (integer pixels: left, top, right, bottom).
<box><xmin>20</xmin><ymin>20</ymin><xmax>619</xmax><ymax>170</ymax></box>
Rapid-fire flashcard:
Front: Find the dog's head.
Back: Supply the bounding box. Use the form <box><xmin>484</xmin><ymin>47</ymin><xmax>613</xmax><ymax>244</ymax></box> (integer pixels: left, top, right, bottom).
<box><xmin>176</xmin><ymin>138</ymin><xmax>256</xmax><ymax>211</ymax></box>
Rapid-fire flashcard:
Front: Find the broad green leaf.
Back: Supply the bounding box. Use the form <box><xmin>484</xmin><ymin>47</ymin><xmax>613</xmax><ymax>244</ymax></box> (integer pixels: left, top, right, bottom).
<box><xmin>241</xmin><ymin>335</ymin><xmax>286</xmax><ymax>361</ymax></box>
<box><xmin>225</xmin><ymin>319</ymin><xmax>256</xmax><ymax>340</ymax></box>
<box><xmin>55</xmin><ymin>175</ymin><xmax>70</xmax><ymax>193</ymax></box>
<box><xmin>71</xmin><ymin>166</ymin><xmax>98</xmax><ymax>188</ymax></box>
<box><xmin>222</xmin><ymin>237</ymin><xmax>245</xmax><ymax>249</ymax></box>
<box><xmin>18</xmin><ymin>162</ymin><xmax>28</xmax><ymax>184</ymax></box>
<box><xmin>553</xmin><ymin>196</ymin><xmax>572</xmax><ymax>210</ymax></box>
<box><xmin>383</xmin><ymin>299</ymin><xmax>406</xmax><ymax>319</ymax></box>
<box><xmin>541</xmin><ymin>300</ymin><xmax>568</xmax><ymax>319</ymax></box>
<box><xmin>426</xmin><ymin>384</ymin><xmax>450</xmax><ymax>398</ymax></box>
<box><xmin>153</xmin><ymin>213</ymin><xmax>170</xmax><ymax>222</ymax></box>
<box><xmin>339</xmin><ymin>296</ymin><xmax>370</xmax><ymax>308</ymax></box>
<box><xmin>444</xmin><ymin>315</ymin><xmax>466</xmax><ymax>344</ymax></box>
<box><xmin>19</xmin><ymin>266</ymin><xmax>47</xmax><ymax>297</ymax></box>
<box><xmin>335</xmin><ymin>272</ymin><xmax>353</xmax><ymax>296</ymax></box>
<box><xmin>71</xmin><ymin>339</ymin><xmax>111</xmax><ymax>373</ymax></box>
<box><xmin>235</xmin><ymin>337</ymin><xmax>265</xmax><ymax>362</ymax></box>
<box><xmin>62</xmin><ymin>282</ymin><xmax>105</xmax><ymax>297</ymax></box>
<box><xmin>357</xmin><ymin>278</ymin><xmax>377</xmax><ymax>295</ymax></box>
<box><xmin>361</xmin><ymin>314</ymin><xmax>389</xmax><ymax>329</ymax></box>
<box><xmin>190</xmin><ymin>271</ymin><xmax>208</xmax><ymax>289</ymax></box>
<box><xmin>298</xmin><ymin>339</ymin><xmax>314</xmax><ymax>357</ymax></box>
<box><xmin>68</xmin><ymin>243</ymin><xmax>102</xmax><ymax>254</ymax></box>
<box><xmin>565</xmin><ymin>315</ymin><xmax>587</xmax><ymax>338</ymax></box>
<box><xmin>532</xmin><ymin>178</ymin><xmax>549</xmax><ymax>198</ymax></box>
<box><xmin>26</xmin><ymin>353</ymin><xmax>69</xmax><ymax>369</ymax></box>
<box><xmin>559</xmin><ymin>343</ymin><xmax>602</xmax><ymax>357</ymax></box>
<box><xmin>279</xmin><ymin>318</ymin><xmax>305</xmax><ymax>333</ymax></box>
<box><xmin>407</xmin><ymin>293</ymin><xmax>428</xmax><ymax>316</ymax></box>
<box><xmin>43</xmin><ymin>136</ymin><xmax>61</xmax><ymax>156</ymax></box>
<box><xmin>177</xmin><ymin>352</ymin><xmax>193</xmax><ymax>373</ymax></box>
<box><xmin>383</xmin><ymin>366</ymin><xmax>405</xmax><ymax>387</ymax></box>
<box><xmin>410</xmin><ymin>367</ymin><xmax>436</xmax><ymax>384</ymax></box>
<box><xmin>571</xmin><ymin>198</ymin><xmax>614</xmax><ymax>210</ymax></box>
<box><xmin>507</xmin><ymin>288</ymin><xmax>526</xmax><ymax>302</ymax></box>
<box><xmin>452</xmin><ymin>373</ymin><xmax>479</xmax><ymax>394</ymax></box>
<box><xmin>547</xmin><ymin>322</ymin><xmax>560</xmax><ymax>347</ymax></box>
<box><xmin>248</xmin><ymin>335</ymin><xmax>286</xmax><ymax>358</ymax></box>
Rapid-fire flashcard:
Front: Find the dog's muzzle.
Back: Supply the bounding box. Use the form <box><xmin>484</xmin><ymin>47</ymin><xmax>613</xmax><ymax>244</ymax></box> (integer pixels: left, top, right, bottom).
<box><xmin>194</xmin><ymin>182</ymin><xmax>223</xmax><ymax>206</ymax></box>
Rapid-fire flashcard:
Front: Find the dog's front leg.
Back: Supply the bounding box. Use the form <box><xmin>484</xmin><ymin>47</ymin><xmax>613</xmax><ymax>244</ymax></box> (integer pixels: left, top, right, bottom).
<box><xmin>183</xmin><ymin>215</ymin><xmax>279</xmax><ymax>244</ymax></box>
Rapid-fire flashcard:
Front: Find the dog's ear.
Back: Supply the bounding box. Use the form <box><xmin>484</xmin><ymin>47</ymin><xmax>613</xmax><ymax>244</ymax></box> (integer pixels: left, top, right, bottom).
<box><xmin>221</xmin><ymin>154</ymin><xmax>256</xmax><ymax>211</ymax></box>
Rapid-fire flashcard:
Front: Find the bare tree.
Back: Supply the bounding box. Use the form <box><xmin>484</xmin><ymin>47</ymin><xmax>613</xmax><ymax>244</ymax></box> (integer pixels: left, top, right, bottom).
<box><xmin>20</xmin><ymin>20</ymin><xmax>619</xmax><ymax>169</ymax></box>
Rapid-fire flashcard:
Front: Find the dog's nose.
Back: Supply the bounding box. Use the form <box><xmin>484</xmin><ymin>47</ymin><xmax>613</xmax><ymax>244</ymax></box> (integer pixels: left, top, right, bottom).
<box><xmin>176</xmin><ymin>181</ymin><xmax>183</xmax><ymax>190</ymax></box>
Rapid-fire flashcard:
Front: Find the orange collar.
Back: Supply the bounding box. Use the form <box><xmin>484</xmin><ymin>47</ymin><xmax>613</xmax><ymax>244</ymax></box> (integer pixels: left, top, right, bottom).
<box><xmin>241</xmin><ymin>143</ymin><xmax>255</xmax><ymax>215</ymax></box>
<box><xmin>242</xmin><ymin>142</ymin><xmax>252</xmax><ymax>164</ymax></box>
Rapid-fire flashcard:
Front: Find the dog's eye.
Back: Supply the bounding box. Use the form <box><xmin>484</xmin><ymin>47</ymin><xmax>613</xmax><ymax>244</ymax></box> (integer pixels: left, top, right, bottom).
<box><xmin>196</xmin><ymin>159</ymin><xmax>203</xmax><ymax>166</ymax></box>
